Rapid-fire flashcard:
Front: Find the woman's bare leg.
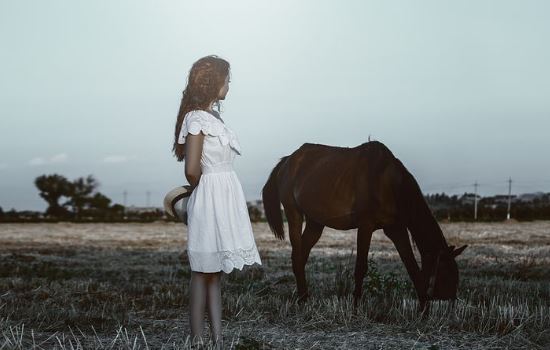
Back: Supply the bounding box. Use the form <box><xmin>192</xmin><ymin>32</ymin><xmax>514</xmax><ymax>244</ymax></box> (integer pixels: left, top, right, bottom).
<box><xmin>206</xmin><ymin>271</ymin><xmax>223</xmax><ymax>348</ymax></box>
<box><xmin>189</xmin><ymin>271</ymin><xmax>207</xmax><ymax>345</ymax></box>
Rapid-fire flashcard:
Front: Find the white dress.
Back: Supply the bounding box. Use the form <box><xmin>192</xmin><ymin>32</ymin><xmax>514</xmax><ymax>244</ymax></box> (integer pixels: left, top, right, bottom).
<box><xmin>177</xmin><ymin>109</ymin><xmax>262</xmax><ymax>274</ymax></box>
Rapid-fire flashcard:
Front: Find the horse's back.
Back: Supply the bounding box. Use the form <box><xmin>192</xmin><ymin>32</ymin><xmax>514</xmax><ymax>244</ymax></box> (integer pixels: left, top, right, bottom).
<box><xmin>279</xmin><ymin>141</ymin><xmax>405</xmax><ymax>229</ymax></box>
<box><xmin>278</xmin><ymin>143</ymin><xmax>365</xmax><ymax>228</ymax></box>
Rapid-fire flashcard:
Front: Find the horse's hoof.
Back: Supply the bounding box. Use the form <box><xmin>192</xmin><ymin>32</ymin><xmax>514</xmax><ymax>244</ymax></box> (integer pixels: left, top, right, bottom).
<box><xmin>352</xmin><ymin>295</ymin><xmax>362</xmax><ymax>310</ymax></box>
<box><xmin>352</xmin><ymin>302</ymin><xmax>359</xmax><ymax>315</ymax></box>
<box><xmin>418</xmin><ymin>301</ymin><xmax>431</xmax><ymax>318</ymax></box>
<box><xmin>297</xmin><ymin>292</ymin><xmax>309</xmax><ymax>304</ymax></box>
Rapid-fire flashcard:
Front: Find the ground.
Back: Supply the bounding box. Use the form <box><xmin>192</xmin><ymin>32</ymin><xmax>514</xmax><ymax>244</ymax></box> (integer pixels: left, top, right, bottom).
<box><xmin>0</xmin><ymin>221</ymin><xmax>549</xmax><ymax>349</ymax></box>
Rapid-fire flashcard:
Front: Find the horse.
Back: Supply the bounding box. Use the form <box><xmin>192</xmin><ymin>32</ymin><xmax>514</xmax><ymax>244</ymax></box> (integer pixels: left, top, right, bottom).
<box><xmin>261</xmin><ymin>140</ymin><xmax>467</xmax><ymax>311</ymax></box>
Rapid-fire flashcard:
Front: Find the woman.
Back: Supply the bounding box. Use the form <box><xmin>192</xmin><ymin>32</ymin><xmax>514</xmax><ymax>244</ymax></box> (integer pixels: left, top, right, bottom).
<box><xmin>172</xmin><ymin>55</ymin><xmax>262</xmax><ymax>348</ymax></box>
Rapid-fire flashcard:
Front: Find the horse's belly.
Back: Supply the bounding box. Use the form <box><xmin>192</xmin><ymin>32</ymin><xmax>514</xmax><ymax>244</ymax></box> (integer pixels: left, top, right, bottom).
<box><xmin>308</xmin><ymin>211</ymin><xmax>359</xmax><ymax>230</ymax></box>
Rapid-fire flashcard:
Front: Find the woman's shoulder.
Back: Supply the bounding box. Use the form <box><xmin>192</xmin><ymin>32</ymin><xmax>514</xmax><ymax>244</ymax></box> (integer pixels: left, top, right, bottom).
<box><xmin>186</xmin><ymin>108</ymin><xmax>222</xmax><ymax>117</ymax></box>
<box><xmin>181</xmin><ymin>109</ymin><xmax>225</xmax><ymax>138</ymax></box>
<box><xmin>185</xmin><ymin>109</ymin><xmax>214</xmax><ymax>120</ymax></box>
<box><xmin>186</xmin><ymin>109</ymin><xmax>226</xmax><ymax>126</ymax></box>
<box><xmin>181</xmin><ymin>109</ymin><xmax>241</xmax><ymax>155</ymax></box>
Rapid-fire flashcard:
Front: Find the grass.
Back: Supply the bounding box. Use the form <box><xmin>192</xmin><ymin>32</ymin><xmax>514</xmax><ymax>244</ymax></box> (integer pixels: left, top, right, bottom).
<box><xmin>0</xmin><ymin>221</ymin><xmax>549</xmax><ymax>349</ymax></box>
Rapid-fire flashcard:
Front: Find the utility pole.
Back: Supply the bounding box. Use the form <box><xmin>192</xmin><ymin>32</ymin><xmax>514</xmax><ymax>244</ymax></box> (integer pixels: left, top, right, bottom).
<box><xmin>123</xmin><ymin>190</ymin><xmax>128</xmax><ymax>212</ymax></box>
<box><xmin>506</xmin><ymin>177</ymin><xmax>512</xmax><ymax>220</ymax></box>
<box><xmin>473</xmin><ymin>181</ymin><xmax>478</xmax><ymax>220</ymax></box>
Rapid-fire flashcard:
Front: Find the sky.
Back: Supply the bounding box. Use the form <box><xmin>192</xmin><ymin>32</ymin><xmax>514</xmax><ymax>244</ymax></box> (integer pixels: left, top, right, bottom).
<box><xmin>1</xmin><ymin>0</ymin><xmax>549</xmax><ymax>211</ymax></box>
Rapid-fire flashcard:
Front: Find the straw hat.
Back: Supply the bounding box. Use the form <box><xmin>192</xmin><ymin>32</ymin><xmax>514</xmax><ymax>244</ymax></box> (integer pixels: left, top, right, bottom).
<box><xmin>163</xmin><ymin>185</ymin><xmax>194</xmax><ymax>224</ymax></box>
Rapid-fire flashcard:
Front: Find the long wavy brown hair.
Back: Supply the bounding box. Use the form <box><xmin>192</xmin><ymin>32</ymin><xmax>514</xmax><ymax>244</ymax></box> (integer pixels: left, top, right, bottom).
<box><xmin>172</xmin><ymin>55</ymin><xmax>231</xmax><ymax>161</ymax></box>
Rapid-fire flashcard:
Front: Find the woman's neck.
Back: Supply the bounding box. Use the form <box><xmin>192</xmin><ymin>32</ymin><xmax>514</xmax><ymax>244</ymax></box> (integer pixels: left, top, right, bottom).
<box><xmin>207</xmin><ymin>100</ymin><xmax>217</xmax><ymax>112</ymax></box>
<box><xmin>204</xmin><ymin>108</ymin><xmax>224</xmax><ymax>123</ymax></box>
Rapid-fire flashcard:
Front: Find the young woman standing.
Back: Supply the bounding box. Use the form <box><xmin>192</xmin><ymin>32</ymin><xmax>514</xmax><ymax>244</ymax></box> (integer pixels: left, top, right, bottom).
<box><xmin>172</xmin><ymin>55</ymin><xmax>262</xmax><ymax>348</ymax></box>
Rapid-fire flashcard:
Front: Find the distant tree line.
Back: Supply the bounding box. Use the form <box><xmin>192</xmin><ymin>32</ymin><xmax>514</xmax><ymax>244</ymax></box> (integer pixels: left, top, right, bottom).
<box><xmin>1</xmin><ymin>173</ymin><xmax>549</xmax><ymax>223</ymax></box>
<box><xmin>0</xmin><ymin>174</ymin><xmax>148</xmax><ymax>222</ymax></box>
<box><xmin>425</xmin><ymin>192</ymin><xmax>550</xmax><ymax>221</ymax></box>
<box><xmin>34</xmin><ymin>174</ymin><xmax>125</xmax><ymax>220</ymax></box>
<box><xmin>0</xmin><ymin>173</ymin><xmax>261</xmax><ymax>223</ymax></box>
<box><xmin>266</xmin><ymin>192</ymin><xmax>550</xmax><ymax>223</ymax></box>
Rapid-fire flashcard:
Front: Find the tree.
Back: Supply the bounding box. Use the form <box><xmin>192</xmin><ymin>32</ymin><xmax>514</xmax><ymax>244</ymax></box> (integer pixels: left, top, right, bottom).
<box><xmin>86</xmin><ymin>192</ymin><xmax>112</xmax><ymax>218</ymax></box>
<box><xmin>248</xmin><ymin>205</ymin><xmax>263</xmax><ymax>222</ymax></box>
<box><xmin>88</xmin><ymin>192</ymin><xmax>111</xmax><ymax>210</ymax></box>
<box><xmin>35</xmin><ymin>174</ymin><xmax>73</xmax><ymax>218</ymax></box>
<box><xmin>109</xmin><ymin>204</ymin><xmax>125</xmax><ymax>220</ymax></box>
<box><xmin>66</xmin><ymin>175</ymin><xmax>99</xmax><ymax>219</ymax></box>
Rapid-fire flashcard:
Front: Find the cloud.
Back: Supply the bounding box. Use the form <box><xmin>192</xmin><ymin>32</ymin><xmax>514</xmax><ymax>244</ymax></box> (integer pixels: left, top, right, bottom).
<box><xmin>28</xmin><ymin>153</ymin><xmax>68</xmax><ymax>166</ymax></box>
<box><xmin>102</xmin><ymin>154</ymin><xmax>138</xmax><ymax>163</ymax></box>
<box><xmin>50</xmin><ymin>153</ymin><xmax>68</xmax><ymax>163</ymax></box>
<box><xmin>29</xmin><ymin>157</ymin><xmax>46</xmax><ymax>166</ymax></box>
<box><xmin>0</xmin><ymin>163</ymin><xmax>8</xmax><ymax>169</ymax></box>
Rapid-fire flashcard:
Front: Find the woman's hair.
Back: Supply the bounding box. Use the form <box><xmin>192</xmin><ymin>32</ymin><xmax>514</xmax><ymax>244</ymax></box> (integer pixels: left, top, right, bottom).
<box><xmin>172</xmin><ymin>55</ymin><xmax>231</xmax><ymax>161</ymax></box>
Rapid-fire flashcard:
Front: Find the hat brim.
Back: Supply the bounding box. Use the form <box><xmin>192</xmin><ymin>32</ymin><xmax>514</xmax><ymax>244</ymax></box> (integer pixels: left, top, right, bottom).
<box><xmin>163</xmin><ymin>185</ymin><xmax>193</xmax><ymax>219</ymax></box>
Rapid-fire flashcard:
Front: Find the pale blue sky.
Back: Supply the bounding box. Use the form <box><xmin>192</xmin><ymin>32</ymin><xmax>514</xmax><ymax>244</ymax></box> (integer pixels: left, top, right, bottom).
<box><xmin>1</xmin><ymin>0</ymin><xmax>549</xmax><ymax>211</ymax></box>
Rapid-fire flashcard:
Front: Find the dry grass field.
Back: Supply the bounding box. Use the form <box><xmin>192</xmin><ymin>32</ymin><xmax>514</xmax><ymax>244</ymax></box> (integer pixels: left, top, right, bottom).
<box><xmin>0</xmin><ymin>221</ymin><xmax>549</xmax><ymax>349</ymax></box>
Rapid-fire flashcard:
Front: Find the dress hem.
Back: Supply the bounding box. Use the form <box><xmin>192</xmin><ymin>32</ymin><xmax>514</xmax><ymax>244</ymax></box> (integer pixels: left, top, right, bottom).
<box><xmin>189</xmin><ymin>260</ymin><xmax>262</xmax><ymax>274</ymax></box>
<box><xmin>187</xmin><ymin>245</ymin><xmax>262</xmax><ymax>274</ymax></box>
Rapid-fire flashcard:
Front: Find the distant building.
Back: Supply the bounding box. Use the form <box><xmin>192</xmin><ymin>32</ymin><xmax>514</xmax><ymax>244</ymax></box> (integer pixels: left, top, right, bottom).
<box><xmin>492</xmin><ymin>195</ymin><xmax>517</xmax><ymax>204</ymax></box>
<box><xmin>460</xmin><ymin>193</ymin><xmax>480</xmax><ymax>205</ymax></box>
<box><xmin>125</xmin><ymin>206</ymin><xmax>163</xmax><ymax>214</ymax></box>
<box><xmin>517</xmin><ymin>192</ymin><xmax>545</xmax><ymax>202</ymax></box>
<box><xmin>16</xmin><ymin>210</ymin><xmax>44</xmax><ymax>219</ymax></box>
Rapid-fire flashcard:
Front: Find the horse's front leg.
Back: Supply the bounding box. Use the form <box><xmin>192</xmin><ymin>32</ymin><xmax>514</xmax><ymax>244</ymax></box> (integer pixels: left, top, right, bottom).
<box><xmin>383</xmin><ymin>224</ymin><xmax>428</xmax><ymax>313</ymax></box>
<box><xmin>353</xmin><ymin>222</ymin><xmax>375</xmax><ymax>309</ymax></box>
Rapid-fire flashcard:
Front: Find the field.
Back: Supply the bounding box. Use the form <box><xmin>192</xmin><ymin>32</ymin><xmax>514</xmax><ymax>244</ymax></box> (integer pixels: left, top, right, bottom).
<box><xmin>0</xmin><ymin>221</ymin><xmax>549</xmax><ymax>349</ymax></box>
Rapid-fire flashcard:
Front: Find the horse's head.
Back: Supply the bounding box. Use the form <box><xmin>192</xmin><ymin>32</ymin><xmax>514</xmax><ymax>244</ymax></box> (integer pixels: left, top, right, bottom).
<box><xmin>424</xmin><ymin>245</ymin><xmax>467</xmax><ymax>300</ymax></box>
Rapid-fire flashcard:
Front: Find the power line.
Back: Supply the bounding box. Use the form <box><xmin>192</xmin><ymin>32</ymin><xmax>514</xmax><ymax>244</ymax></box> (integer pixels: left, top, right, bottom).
<box><xmin>423</xmin><ymin>178</ymin><xmax>549</xmax><ymax>195</ymax></box>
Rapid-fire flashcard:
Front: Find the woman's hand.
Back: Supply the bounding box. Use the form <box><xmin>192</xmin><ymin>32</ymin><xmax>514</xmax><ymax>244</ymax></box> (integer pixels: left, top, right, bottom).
<box><xmin>184</xmin><ymin>132</ymin><xmax>205</xmax><ymax>188</ymax></box>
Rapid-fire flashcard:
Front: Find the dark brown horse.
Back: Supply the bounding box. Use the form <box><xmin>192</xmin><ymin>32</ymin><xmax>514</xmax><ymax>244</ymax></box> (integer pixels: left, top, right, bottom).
<box><xmin>261</xmin><ymin>141</ymin><xmax>467</xmax><ymax>310</ymax></box>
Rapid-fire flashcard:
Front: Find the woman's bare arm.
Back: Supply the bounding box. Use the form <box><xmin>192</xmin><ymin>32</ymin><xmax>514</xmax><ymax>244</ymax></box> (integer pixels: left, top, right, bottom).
<box><xmin>184</xmin><ymin>133</ymin><xmax>205</xmax><ymax>188</ymax></box>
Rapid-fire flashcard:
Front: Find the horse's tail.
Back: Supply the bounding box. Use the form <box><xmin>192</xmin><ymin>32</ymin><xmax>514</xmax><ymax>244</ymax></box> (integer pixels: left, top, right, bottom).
<box><xmin>262</xmin><ymin>156</ymin><xmax>288</xmax><ymax>240</ymax></box>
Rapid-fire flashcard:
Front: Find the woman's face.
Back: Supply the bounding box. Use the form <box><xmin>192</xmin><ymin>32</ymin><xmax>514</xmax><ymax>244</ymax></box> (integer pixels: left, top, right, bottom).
<box><xmin>218</xmin><ymin>74</ymin><xmax>230</xmax><ymax>100</ymax></box>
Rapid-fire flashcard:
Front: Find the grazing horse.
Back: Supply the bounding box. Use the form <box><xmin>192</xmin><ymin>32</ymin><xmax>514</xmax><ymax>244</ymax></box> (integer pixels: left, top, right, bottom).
<box><xmin>261</xmin><ymin>141</ymin><xmax>467</xmax><ymax>310</ymax></box>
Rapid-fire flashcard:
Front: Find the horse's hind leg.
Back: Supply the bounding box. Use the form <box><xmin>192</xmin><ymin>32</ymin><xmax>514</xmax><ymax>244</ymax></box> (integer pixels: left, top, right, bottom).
<box><xmin>283</xmin><ymin>202</ymin><xmax>306</xmax><ymax>302</ymax></box>
<box><xmin>301</xmin><ymin>218</ymin><xmax>324</xmax><ymax>266</ymax></box>
<box><xmin>298</xmin><ymin>218</ymin><xmax>324</xmax><ymax>298</ymax></box>
<box><xmin>383</xmin><ymin>224</ymin><xmax>427</xmax><ymax>311</ymax></box>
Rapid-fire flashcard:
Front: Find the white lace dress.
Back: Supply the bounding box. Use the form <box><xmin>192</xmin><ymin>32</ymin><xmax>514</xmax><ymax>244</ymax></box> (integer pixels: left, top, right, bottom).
<box><xmin>178</xmin><ymin>109</ymin><xmax>262</xmax><ymax>273</ymax></box>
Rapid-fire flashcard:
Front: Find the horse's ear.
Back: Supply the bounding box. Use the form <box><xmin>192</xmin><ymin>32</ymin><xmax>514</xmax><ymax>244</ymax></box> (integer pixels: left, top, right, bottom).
<box><xmin>452</xmin><ymin>245</ymin><xmax>468</xmax><ymax>257</ymax></box>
